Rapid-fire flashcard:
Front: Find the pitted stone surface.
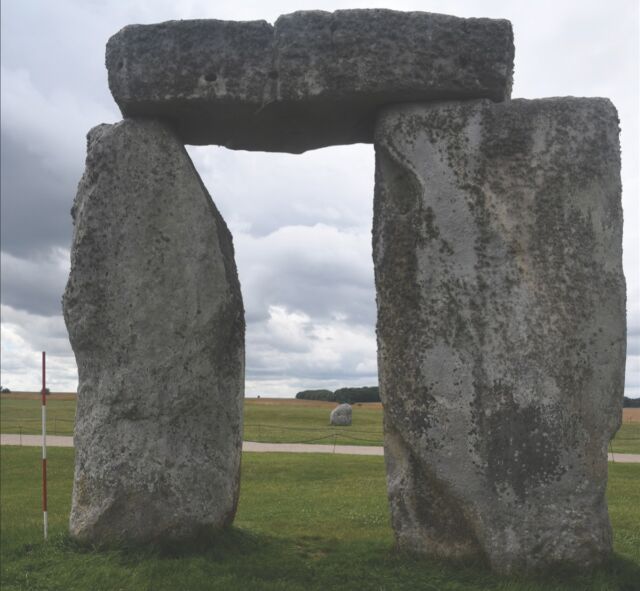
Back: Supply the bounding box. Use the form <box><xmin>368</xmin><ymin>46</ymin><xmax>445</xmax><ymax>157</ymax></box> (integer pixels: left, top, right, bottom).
<box><xmin>106</xmin><ymin>10</ymin><xmax>514</xmax><ymax>152</ymax></box>
<box><xmin>373</xmin><ymin>98</ymin><xmax>625</xmax><ymax>573</ymax></box>
<box><xmin>330</xmin><ymin>403</ymin><xmax>352</xmax><ymax>426</ymax></box>
<box><xmin>63</xmin><ymin>118</ymin><xmax>245</xmax><ymax>544</ymax></box>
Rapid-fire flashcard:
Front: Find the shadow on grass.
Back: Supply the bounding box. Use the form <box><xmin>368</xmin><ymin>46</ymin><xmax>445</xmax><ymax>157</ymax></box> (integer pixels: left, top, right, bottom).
<box><xmin>29</xmin><ymin>528</ymin><xmax>640</xmax><ymax>591</ymax></box>
<box><xmin>52</xmin><ymin>526</ymin><xmax>263</xmax><ymax>559</ymax></box>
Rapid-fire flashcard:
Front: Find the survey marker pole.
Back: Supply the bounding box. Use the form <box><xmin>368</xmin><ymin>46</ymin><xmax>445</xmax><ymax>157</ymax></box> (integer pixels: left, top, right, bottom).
<box><xmin>41</xmin><ymin>351</ymin><xmax>48</xmax><ymax>540</ymax></box>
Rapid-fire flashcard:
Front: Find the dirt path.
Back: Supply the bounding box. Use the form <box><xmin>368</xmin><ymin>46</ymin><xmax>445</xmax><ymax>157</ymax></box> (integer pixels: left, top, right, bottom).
<box><xmin>2</xmin><ymin>433</ymin><xmax>638</xmax><ymax>462</ymax></box>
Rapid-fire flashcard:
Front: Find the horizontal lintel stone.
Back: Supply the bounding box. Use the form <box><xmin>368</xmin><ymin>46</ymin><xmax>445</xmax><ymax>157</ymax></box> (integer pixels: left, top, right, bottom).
<box><xmin>106</xmin><ymin>9</ymin><xmax>514</xmax><ymax>152</ymax></box>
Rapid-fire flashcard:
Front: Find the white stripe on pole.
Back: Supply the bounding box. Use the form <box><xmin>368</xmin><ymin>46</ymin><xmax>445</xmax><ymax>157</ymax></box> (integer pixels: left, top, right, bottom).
<box><xmin>42</xmin><ymin>351</ymin><xmax>48</xmax><ymax>541</ymax></box>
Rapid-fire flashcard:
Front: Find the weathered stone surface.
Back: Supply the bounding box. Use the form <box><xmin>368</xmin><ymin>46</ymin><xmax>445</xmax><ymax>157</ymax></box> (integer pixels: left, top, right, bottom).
<box><xmin>373</xmin><ymin>98</ymin><xmax>625</xmax><ymax>573</ymax></box>
<box><xmin>63</xmin><ymin>118</ymin><xmax>244</xmax><ymax>544</ymax></box>
<box><xmin>106</xmin><ymin>10</ymin><xmax>514</xmax><ymax>152</ymax></box>
<box><xmin>330</xmin><ymin>403</ymin><xmax>352</xmax><ymax>426</ymax></box>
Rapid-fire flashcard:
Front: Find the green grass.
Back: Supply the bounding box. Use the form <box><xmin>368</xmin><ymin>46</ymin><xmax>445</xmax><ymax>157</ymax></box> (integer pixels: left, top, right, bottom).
<box><xmin>1</xmin><ymin>396</ymin><xmax>76</xmax><ymax>436</ymax></box>
<box><xmin>0</xmin><ymin>396</ymin><xmax>384</xmax><ymax>446</ymax></box>
<box><xmin>243</xmin><ymin>402</ymin><xmax>383</xmax><ymax>446</ymax></box>
<box><xmin>609</xmin><ymin>422</ymin><xmax>640</xmax><ymax>455</ymax></box>
<box><xmin>2</xmin><ymin>396</ymin><xmax>639</xmax><ymax>453</ymax></box>
<box><xmin>1</xmin><ymin>446</ymin><xmax>639</xmax><ymax>590</ymax></box>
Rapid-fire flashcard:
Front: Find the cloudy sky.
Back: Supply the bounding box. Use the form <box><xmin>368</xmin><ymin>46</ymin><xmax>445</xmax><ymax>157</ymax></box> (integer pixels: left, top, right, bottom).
<box><xmin>1</xmin><ymin>0</ymin><xmax>638</xmax><ymax>398</ymax></box>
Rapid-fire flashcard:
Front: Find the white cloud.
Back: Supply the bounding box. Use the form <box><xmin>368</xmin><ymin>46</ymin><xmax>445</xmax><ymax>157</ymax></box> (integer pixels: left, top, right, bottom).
<box><xmin>187</xmin><ymin>144</ymin><xmax>374</xmax><ymax>238</ymax></box>
<box><xmin>625</xmin><ymin>355</ymin><xmax>640</xmax><ymax>398</ymax></box>
<box><xmin>245</xmin><ymin>304</ymin><xmax>378</xmax><ymax>397</ymax></box>
<box><xmin>234</xmin><ymin>222</ymin><xmax>375</xmax><ymax>324</ymax></box>
<box><xmin>1</xmin><ymin>305</ymin><xmax>76</xmax><ymax>391</ymax></box>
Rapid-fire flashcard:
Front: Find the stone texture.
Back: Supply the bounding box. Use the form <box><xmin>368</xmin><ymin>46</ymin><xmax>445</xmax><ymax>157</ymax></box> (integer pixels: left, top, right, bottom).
<box><xmin>330</xmin><ymin>403</ymin><xmax>352</xmax><ymax>426</ymax></box>
<box><xmin>63</xmin><ymin>118</ymin><xmax>245</xmax><ymax>544</ymax></box>
<box><xmin>373</xmin><ymin>98</ymin><xmax>625</xmax><ymax>573</ymax></box>
<box><xmin>106</xmin><ymin>10</ymin><xmax>514</xmax><ymax>152</ymax></box>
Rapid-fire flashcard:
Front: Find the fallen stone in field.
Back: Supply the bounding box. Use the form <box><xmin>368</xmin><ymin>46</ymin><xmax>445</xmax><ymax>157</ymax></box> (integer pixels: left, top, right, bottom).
<box><xmin>64</xmin><ymin>118</ymin><xmax>244</xmax><ymax>544</ymax></box>
<box><xmin>106</xmin><ymin>10</ymin><xmax>514</xmax><ymax>152</ymax></box>
<box><xmin>330</xmin><ymin>403</ymin><xmax>352</xmax><ymax>426</ymax></box>
<box><xmin>373</xmin><ymin>98</ymin><xmax>625</xmax><ymax>573</ymax></box>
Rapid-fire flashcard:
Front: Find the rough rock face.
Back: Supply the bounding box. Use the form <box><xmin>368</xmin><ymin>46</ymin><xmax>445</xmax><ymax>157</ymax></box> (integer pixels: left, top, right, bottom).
<box><xmin>106</xmin><ymin>10</ymin><xmax>514</xmax><ymax>152</ymax></box>
<box><xmin>373</xmin><ymin>98</ymin><xmax>625</xmax><ymax>573</ymax></box>
<box><xmin>330</xmin><ymin>403</ymin><xmax>352</xmax><ymax>426</ymax></box>
<box><xmin>63</xmin><ymin>118</ymin><xmax>245</xmax><ymax>544</ymax></box>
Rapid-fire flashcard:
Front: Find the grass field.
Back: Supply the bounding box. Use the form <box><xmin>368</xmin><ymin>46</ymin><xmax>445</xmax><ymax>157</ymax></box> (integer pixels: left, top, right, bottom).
<box><xmin>1</xmin><ymin>446</ymin><xmax>639</xmax><ymax>591</ymax></box>
<box><xmin>2</xmin><ymin>394</ymin><xmax>639</xmax><ymax>453</ymax></box>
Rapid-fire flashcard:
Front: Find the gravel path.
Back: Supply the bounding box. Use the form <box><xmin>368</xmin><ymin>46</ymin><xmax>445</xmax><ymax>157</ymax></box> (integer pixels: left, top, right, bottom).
<box><xmin>1</xmin><ymin>433</ymin><xmax>637</xmax><ymax>462</ymax></box>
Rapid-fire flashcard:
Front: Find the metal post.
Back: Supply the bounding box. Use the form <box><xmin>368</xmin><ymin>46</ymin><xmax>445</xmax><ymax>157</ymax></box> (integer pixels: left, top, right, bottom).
<box><xmin>42</xmin><ymin>352</ymin><xmax>48</xmax><ymax>540</ymax></box>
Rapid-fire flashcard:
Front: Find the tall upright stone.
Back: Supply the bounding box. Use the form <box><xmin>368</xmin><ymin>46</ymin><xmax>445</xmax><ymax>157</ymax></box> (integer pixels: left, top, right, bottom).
<box><xmin>373</xmin><ymin>98</ymin><xmax>625</xmax><ymax>573</ymax></box>
<box><xmin>63</xmin><ymin>118</ymin><xmax>244</xmax><ymax>544</ymax></box>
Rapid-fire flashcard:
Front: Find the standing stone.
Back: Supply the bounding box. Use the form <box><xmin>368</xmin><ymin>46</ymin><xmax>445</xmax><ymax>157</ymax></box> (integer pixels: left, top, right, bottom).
<box><xmin>330</xmin><ymin>403</ymin><xmax>352</xmax><ymax>426</ymax></box>
<box><xmin>106</xmin><ymin>10</ymin><xmax>513</xmax><ymax>152</ymax></box>
<box><xmin>63</xmin><ymin>118</ymin><xmax>244</xmax><ymax>544</ymax></box>
<box><xmin>373</xmin><ymin>98</ymin><xmax>625</xmax><ymax>573</ymax></box>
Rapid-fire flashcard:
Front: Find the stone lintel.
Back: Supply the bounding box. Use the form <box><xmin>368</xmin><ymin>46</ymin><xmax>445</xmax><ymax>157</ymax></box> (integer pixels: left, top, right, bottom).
<box><xmin>106</xmin><ymin>10</ymin><xmax>514</xmax><ymax>152</ymax></box>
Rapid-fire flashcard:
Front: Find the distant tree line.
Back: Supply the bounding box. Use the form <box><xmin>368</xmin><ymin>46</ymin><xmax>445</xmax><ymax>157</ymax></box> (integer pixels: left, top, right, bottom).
<box><xmin>296</xmin><ymin>386</ymin><xmax>380</xmax><ymax>403</ymax></box>
<box><xmin>295</xmin><ymin>392</ymin><xmax>639</xmax><ymax>406</ymax></box>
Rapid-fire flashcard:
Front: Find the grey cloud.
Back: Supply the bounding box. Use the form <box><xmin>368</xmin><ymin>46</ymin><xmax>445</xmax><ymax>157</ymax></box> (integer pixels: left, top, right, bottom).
<box><xmin>1</xmin><ymin>133</ymin><xmax>74</xmax><ymax>257</ymax></box>
<box><xmin>0</xmin><ymin>249</ymin><xmax>69</xmax><ymax>316</ymax></box>
<box><xmin>189</xmin><ymin>144</ymin><xmax>375</xmax><ymax>239</ymax></box>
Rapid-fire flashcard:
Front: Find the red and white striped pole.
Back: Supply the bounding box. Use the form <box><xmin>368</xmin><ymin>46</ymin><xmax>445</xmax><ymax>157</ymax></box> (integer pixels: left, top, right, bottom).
<box><xmin>41</xmin><ymin>351</ymin><xmax>48</xmax><ymax>540</ymax></box>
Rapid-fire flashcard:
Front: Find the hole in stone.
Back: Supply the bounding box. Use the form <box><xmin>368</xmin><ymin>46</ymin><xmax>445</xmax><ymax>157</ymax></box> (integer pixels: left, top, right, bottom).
<box><xmin>117</xmin><ymin>61</ymin><xmax>124</xmax><ymax>70</ymax></box>
<box><xmin>187</xmin><ymin>144</ymin><xmax>379</xmax><ymax>407</ymax></box>
<box><xmin>204</xmin><ymin>72</ymin><xmax>217</xmax><ymax>82</ymax></box>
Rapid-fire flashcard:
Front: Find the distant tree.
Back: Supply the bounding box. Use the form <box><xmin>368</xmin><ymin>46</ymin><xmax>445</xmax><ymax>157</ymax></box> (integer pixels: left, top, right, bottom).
<box><xmin>334</xmin><ymin>387</ymin><xmax>380</xmax><ymax>404</ymax></box>
<box><xmin>623</xmin><ymin>396</ymin><xmax>640</xmax><ymax>408</ymax></box>
<box><xmin>295</xmin><ymin>389</ymin><xmax>335</xmax><ymax>402</ymax></box>
<box><xmin>0</xmin><ymin>386</ymin><xmax>10</xmax><ymax>393</ymax></box>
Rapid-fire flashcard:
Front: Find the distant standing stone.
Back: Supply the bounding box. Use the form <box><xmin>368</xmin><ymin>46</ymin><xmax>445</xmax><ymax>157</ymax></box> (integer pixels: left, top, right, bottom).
<box><xmin>330</xmin><ymin>404</ymin><xmax>352</xmax><ymax>426</ymax></box>
<box><xmin>373</xmin><ymin>98</ymin><xmax>625</xmax><ymax>573</ymax></box>
<box><xmin>63</xmin><ymin>118</ymin><xmax>245</xmax><ymax>544</ymax></box>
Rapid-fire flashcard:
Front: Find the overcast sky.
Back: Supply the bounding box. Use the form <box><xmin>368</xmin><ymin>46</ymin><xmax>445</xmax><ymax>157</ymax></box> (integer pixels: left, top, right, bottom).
<box><xmin>1</xmin><ymin>0</ymin><xmax>638</xmax><ymax>398</ymax></box>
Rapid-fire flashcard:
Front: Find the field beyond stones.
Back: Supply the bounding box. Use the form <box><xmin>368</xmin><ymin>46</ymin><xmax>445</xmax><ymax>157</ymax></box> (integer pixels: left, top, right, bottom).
<box><xmin>1</xmin><ymin>394</ymin><xmax>639</xmax><ymax>454</ymax></box>
<box><xmin>1</xmin><ymin>446</ymin><xmax>639</xmax><ymax>591</ymax></box>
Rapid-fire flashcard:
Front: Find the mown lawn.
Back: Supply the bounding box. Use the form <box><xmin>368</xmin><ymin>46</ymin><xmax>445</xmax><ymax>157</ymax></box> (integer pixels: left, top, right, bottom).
<box><xmin>2</xmin><ymin>396</ymin><xmax>638</xmax><ymax>453</ymax></box>
<box><xmin>0</xmin><ymin>396</ymin><xmax>384</xmax><ymax>446</ymax></box>
<box><xmin>609</xmin><ymin>422</ymin><xmax>640</xmax><ymax>455</ymax></box>
<box><xmin>1</xmin><ymin>446</ymin><xmax>639</xmax><ymax>591</ymax></box>
<box><xmin>243</xmin><ymin>400</ymin><xmax>383</xmax><ymax>445</ymax></box>
<box><xmin>0</xmin><ymin>396</ymin><xmax>76</xmax><ymax>436</ymax></box>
